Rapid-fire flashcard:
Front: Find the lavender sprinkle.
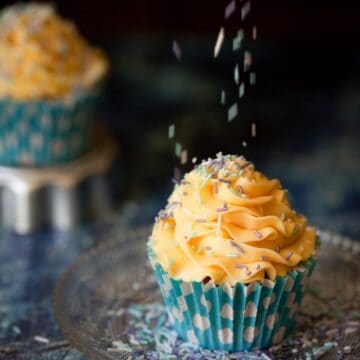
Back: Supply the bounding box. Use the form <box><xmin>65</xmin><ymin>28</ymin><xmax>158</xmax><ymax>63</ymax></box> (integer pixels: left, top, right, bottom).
<box><xmin>255</xmin><ymin>230</ymin><xmax>262</xmax><ymax>239</ymax></box>
<box><xmin>286</xmin><ymin>251</ymin><xmax>293</xmax><ymax>261</ymax></box>
<box><xmin>230</xmin><ymin>240</ymin><xmax>245</xmax><ymax>254</ymax></box>
<box><xmin>235</xmin><ymin>263</ymin><xmax>248</xmax><ymax>269</ymax></box>
<box><xmin>172</xmin><ymin>40</ymin><xmax>181</xmax><ymax>61</ymax></box>
<box><xmin>224</xmin><ymin>0</ymin><xmax>236</xmax><ymax>19</ymax></box>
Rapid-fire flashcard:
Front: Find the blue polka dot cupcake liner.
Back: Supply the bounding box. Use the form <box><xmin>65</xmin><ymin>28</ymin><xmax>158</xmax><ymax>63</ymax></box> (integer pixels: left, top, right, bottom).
<box><xmin>0</xmin><ymin>89</ymin><xmax>100</xmax><ymax>166</ymax></box>
<box><xmin>148</xmin><ymin>249</ymin><xmax>317</xmax><ymax>353</ymax></box>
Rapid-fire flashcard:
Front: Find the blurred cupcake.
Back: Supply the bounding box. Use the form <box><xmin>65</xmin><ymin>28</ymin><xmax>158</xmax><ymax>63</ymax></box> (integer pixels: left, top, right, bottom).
<box><xmin>147</xmin><ymin>153</ymin><xmax>317</xmax><ymax>352</ymax></box>
<box><xmin>0</xmin><ymin>3</ymin><xmax>108</xmax><ymax>166</ymax></box>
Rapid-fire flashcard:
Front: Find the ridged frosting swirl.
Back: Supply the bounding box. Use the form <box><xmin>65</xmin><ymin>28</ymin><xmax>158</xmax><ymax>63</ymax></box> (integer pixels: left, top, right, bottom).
<box><xmin>149</xmin><ymin>154</ymin><xmax>316</xmax><ymax>285</ymax></box>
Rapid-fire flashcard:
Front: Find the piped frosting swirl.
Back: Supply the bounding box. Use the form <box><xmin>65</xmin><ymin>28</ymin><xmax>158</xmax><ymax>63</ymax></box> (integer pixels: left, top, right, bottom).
<box><xmin>149</xmin><ymin>153</ymin><xmax>316</xmax><ymax>285</ymax></box>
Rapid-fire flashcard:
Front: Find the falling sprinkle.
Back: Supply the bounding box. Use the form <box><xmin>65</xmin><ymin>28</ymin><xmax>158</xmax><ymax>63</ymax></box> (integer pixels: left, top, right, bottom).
<box><xmin>286</xmin><ymin>251</ymin><xmax>293</xmax><ymax>261</ymax></box>
<box><xmin>252</xmin><ymin>26</ymin><xmax>257</xmax><ymax>40</ymax></box>
<box><xmin>256</xmin><ymin>264</ymin><xmax>261</xmax><ymax>270</ymax></box>
<box><xmin>246</xmin><ymin>271</ymin><xmax>252</xmax><ymax>276</ymax></box>
<box><xmin>34</xmin><ymin>336</ymin><xmax>50</xmax><ymax>344</ymax></box>
<box><xmin>255</xmin><ymin>230</ymin><xmax>262</xmax><ymax>239</ymax></box>
<box><xmin>239</xmin><ymin>82</ymin><xmax>245</xmax><ymax>98</ymax></box>
<box><xmin>275</xmin><ymin>244</ymin><xmax>281</xmax><ymax>253</ymax></box>
<box><xmin>192</xmin><ymin>157</ymin><xmax>197</xmax><ymax>164</ymax></box>
<box><xmin>228</xmin><ymin>102</ymin><xmax>238</xmax><ymax>122</ymax></box>
<box><xmin>241</xmin><ymin>1</ymin><xmax>251</xmax><ymax>20</ymax></box>
<box><xmin>172</xmin><ymin>40</ymin><xmax>181</xmax><ymax>61</ymax></box>
<box><xmin>230</xmin><ymin>240</ymin><xmax>245</xmax><ymax>254</ymax></box>
<box><xmin>250</xmin><ymin>71</ymin><xmax>256</xmax><ymax>85</ymax></box>
<box><xmin>214</xmin><ymin>27</ymin><xmax>225</xmax><ymax>58</ymax></box>
<box><xmin>175</xmin><ymin>142</ymin><xmax>182</xmax><ymax>157</ymax></box>
<box><xmin>168</xmin><ymin>124</ymin><xmax>175</xmax><ymax>139</ymax></box>
<box><xmin>260</xmin><ymin>255</ymin><xmax>268</xmax><ymax>261</ymax></box>
<box><xmin>219</xmin><ymin>178</ymin><xmax>231</xmax><ymax>184</ymax></box>
<box><xmin>221</xmin><ymin>90</ymin><xmax>226</xmax><ymax>105</ymax></box>
<box><xmin>181</xmin><ymin>180</ymin><xmax>190</xmax><ymax>185</ymax></box>
<box><xmin>233</xmin><ymin>29</ymin><xmax>244</xmax><ymax>51</ymax></box>
<box><xmin>224</xmin><ymin>0</ymin><xmax>236</xmax><ymax>19</ymax></box>
<box><xmin>180</xmin><ymin>150</ymin><xmax>188</xmax><ymax>165</ymax></box>
<box><xmin>196</xmin><ymin>218</ymin><xmax>206</xmax><ymax>223</ymax></box>
<box><xmin>234</xmin><ymin>64</ymin><xmax>239</xmax><ymax>84</ymax></box>
<box><xmin>242</xmin><ymin>141</ymin><xmax>247</xmax><ymax>147</ymax></box>
<box><xmin>251</xmin><ymin>122</ymin><xmax>256</xmax><ymax>137</ymax></box>
<box><xmin>244</xmin><ymin>51</ymin><xmax>252</xmax><ymax>72</ymax></box>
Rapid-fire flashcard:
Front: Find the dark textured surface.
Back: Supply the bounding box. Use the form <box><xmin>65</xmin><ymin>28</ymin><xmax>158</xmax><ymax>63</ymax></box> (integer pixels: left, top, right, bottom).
<box><xmin>0</xmin><ymin>28</ymin><xmax>359</xmax><ymax>359</ymax></box>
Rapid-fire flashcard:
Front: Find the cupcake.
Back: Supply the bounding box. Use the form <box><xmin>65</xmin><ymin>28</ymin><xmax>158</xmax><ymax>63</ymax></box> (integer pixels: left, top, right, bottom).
<box><xmin>147</xmin><ymin>153</ymin><xmax>317</xmax><ymax>352</ymax></box>
<box><xmin>0</xmin><ymin>3</ymin><xmax>108</xmax><ymax>166</ymax></box>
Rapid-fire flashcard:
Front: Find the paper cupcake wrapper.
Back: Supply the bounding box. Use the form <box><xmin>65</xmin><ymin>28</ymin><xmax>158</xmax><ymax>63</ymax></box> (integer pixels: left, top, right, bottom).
<box><xmin>0</xmin><ymin>89</ymin><xmax>100</xmax><ymax>166</ymax></box>
<box><xmin>148</xmin><ymin>249</ymin><xmax>316</xmax><ymax>352</ymax></box>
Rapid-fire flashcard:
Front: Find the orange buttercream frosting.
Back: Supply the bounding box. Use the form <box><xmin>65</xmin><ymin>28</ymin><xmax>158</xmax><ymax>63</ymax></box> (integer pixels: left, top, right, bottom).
<box><xmin>0</xmin><ymin>3</ymin><xmax>108</xmax><ymax>100</ymax></box>
<box><xmin>149</xmin><ymin>153</ymin><xmax>316</xmax><ymax>285</ymax></box>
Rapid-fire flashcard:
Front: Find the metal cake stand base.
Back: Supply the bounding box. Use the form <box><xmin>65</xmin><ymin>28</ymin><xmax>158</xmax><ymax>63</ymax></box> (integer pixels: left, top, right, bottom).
<box><xmin>0</xmin><ymin>128</ymin><xmax>118</xmax><ymax>234</ymax></box>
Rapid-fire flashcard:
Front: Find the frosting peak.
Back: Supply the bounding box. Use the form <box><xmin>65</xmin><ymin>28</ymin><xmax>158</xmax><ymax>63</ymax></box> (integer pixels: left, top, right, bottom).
<box><xmin>149</xmin><ymin>153</ymin><xmax>316</xmax><ymax>285</ymax></box>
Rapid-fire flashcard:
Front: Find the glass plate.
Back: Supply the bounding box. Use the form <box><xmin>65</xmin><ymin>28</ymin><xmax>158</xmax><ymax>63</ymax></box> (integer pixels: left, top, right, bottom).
<box><xmin>54</xmin><ymin>228</ymin><xmax>360</xmax><ymax>359</ymax></box>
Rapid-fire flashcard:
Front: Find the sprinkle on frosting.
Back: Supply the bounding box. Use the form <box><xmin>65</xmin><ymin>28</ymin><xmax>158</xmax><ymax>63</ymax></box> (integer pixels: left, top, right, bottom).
<box><xmin>149</xmin><ymin>153</ymin><xmax>317</xmax><ymax>285</ymax></box>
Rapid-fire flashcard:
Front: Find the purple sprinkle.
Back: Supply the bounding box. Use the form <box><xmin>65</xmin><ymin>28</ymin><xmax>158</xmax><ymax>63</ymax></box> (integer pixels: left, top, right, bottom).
<box><xmin>196</xmin><ymin>219</ymin><xmax>206</xmax><ymax>223</ymax></box>
<box><xmin>260</xmin><ymin>255</ymin><xmax>268</xmax><ymax>261</ymax></box>
<box><xmin>216</xmin><ymin>202</ymin><xmax>228</xmax><ymax>212</ymax></box>
<box><xmin>172</xmin><ymin>40</ymin><xmax>181</xmax><ymax>61</ymax></box>
<box><xmin>275</xmin><ymin>245</ymin><xmax>281</xmax><ymax>253</ymax></box>
<box><xmin>241</xmin><ymin>1</ymin><xmax>251</xmax><ymax>20</ymax></box>
<box><xmin>286</xmin><ymin>251</ymin><xmax>293</xmax><ymax>261</ymax></box>
<box><xmin>235</xmin><ymin>263</ymin><xmax>248</xmax><ymax>269</ymax></box>
<box><xmin>219</xmin><ymin>178</ymin><xmax>231</xmax><ymax>184</ymax></box>
<box><xmin>255</xmin><ymin>230</ymin><xmax>262</xmax><ymax>239</ymax></box>
<box><xmin>237</xmin><ymin>185</ymin><xmax>245</xmax><ymax>194</ymax></box>
<box><xmin>230</xmin><ymin>240</ymin><xmax>245</xmax><ymax>254</ymax></box>
<box><xmin>224</xmin><ymin>0</ymin><xmax>236</xmax><ymax>19</ymax></box>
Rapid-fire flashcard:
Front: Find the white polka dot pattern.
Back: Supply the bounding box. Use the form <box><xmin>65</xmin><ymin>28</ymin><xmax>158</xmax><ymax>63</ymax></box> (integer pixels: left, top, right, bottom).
<box><xmin>193</xmin><ymin>314</ymin><xmax>210</xmax><ymax>330</ymax></box>
<box><xmin>200</xmin><ymin>295</ymin><xmax>211</xmax><ymax>311</ymax></box>
<box><xmin>244</xmin><ymin>301</ymin><xmax>258</xmax><ymax>317</ymax></box>
<box><xmin>244</xmin><ymin>326</ymin><xmax>259</xmax><ymax>342</ymax></box>
<box><xmin>218</xmin><ymin>328</ymin><xmax>233</xmax><ymax>344</ymax></box>
<box><xmin>272</xmin><ymin>326</ymin><xmax>286</xmax><ymax>344</ymax></box>
<box><xmin>221</xmin><ymin>303</ymin><xmax>234</xmax><ymax>320</ymax></box>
